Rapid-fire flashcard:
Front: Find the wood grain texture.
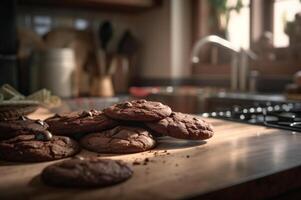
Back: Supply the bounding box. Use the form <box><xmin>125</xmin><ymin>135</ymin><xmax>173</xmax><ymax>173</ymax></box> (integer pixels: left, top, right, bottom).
<box><xmin>1</xmin><ymin>108</ymin><xmax>301</xmax><ymax>199</ymax></box>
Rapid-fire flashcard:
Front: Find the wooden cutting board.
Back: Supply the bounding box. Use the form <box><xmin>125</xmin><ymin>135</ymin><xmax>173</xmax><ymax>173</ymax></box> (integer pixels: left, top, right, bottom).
<box><xmin>1</xmin><ymin>108</ymin><xmax>301</xmax><ymax>199</ymax></box>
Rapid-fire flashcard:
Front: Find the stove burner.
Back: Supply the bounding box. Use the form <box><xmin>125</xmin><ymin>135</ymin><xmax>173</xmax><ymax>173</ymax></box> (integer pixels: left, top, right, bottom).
<box><xmin>203</xmin><ymin>103</ymin><xmax>301</xmax><ymax>132</ymax></box>
<box><xmin>276</xmin><ymin>112</ymin><xmax>301</xmax><ymax>121</ymax></box>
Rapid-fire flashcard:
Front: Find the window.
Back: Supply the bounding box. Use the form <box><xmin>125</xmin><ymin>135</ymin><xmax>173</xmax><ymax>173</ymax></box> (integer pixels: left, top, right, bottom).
<box><xmin>273</xmin><ymin>0</ymin><xmax>301</xmax><ymax>47</ymax></box>
<box><xmin>227</xmin><ymin>0</ymin><xmax>250</xmax><ymax>49</ymax></box>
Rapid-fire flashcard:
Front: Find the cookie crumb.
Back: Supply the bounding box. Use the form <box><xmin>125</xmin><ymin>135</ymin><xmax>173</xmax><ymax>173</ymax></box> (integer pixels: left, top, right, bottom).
<box><xmin>133</xmin><ymin>161</ymin><xmax>140</xmax><ymax>165</ymax></box>
<box><xmin>143</xmin><ymin>158</ymin><xmax>150</xmax><ymax>165</ymax></box>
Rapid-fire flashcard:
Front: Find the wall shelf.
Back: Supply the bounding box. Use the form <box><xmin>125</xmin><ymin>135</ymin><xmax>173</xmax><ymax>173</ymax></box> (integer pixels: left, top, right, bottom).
<box><xmin>18</xmin><ymin>0</ymin><xmax>162</xmax><ymax>12</ymax></box>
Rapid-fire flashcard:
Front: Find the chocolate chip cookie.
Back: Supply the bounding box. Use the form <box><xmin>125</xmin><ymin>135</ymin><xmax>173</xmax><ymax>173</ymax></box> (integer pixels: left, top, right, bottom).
<box><xmin>0</xmin><ymin>116</ymin><xmax>50</xmax><ymax>140</ymax></box>
<box><xmin>0</xmin><ymin>135</ymin><xmax>80</xmax><ymax>162</ymax></box>
<box><xmin>45</xmin><ymin>110</ymin><xmax>118</xmax><ymax>136</ymax></box>
<box><xmin>80</xmin><ymin>126</ymin><xmax>156</xmax><ymax>153</ymax></box>
<box><xmin>41</xmin><ymin>157</ymin><xmax>133</xmax><ymax>188</ymax></box>
<box><xmin>103</xmin><ymin>99</ymin><xmax>172</xmax><ymax>122</ymax></box>
<box><xmin>146</xmin><ymin>112</ymin><xmax>214</xmax><ymax>140</ymax></box>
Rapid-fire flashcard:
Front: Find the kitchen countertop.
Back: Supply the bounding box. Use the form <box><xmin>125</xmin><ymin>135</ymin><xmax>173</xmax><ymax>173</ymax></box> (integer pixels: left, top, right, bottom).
<box><xmin>1</xmin><ymin>108</ymin><xmax>301</xmax><ymax>199</ymax></box>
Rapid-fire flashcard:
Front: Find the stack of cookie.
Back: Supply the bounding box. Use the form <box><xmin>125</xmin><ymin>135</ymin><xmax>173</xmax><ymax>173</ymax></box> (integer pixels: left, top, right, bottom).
<box><xmin>0</xmin><ymin>116</ymin><xmax>80</xmax><ymax>162</ymax></box>
<box><xmin>0</xmin><ymin>99</ymin><xmax>213</xmax><ymax>163</ymax></box>
<box><xmin>47</xmin><ymin>99</ymin><xmax>213</xmax><ymax>154</ymax></box>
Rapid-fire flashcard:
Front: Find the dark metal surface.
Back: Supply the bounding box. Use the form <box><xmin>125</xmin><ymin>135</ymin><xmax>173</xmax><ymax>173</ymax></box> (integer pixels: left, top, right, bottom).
<box><xmin>203</xmin><ymin>102</ymin><xmax>301</xmax><ymax>132</ymax></box>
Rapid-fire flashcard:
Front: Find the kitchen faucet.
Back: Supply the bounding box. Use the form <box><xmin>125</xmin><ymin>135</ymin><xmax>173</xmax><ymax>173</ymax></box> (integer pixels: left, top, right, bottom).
<box><xmin>191</xmin><ymin>35</ymin><xmax>257</xmax><ymax>91</ymax></box>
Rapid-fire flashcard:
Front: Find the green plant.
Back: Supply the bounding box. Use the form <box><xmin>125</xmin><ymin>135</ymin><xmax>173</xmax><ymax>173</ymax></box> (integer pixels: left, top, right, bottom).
<box><xmin>207</xmin><ymin>0</ymin><xmax>244</xmax><ymax>37</ymax></box>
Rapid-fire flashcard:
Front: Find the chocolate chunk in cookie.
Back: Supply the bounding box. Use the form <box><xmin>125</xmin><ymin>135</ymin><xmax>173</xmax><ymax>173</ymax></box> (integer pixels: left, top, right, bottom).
<box><xmin>0</xmin><ymin>135</ymin><xmax>80</xmax><ymax>162</ymax></box>
<box><xmin>80</xmin><ymin>126</ymin><xmax>156</xmax><ymax>153</ymax></box>
<box><xmin>146</xmin><ymin>112</ymin><xmax>214</xmax><ymax>140</ymax></box>
<box><xmin>45</xmin><ymin>110</ymin><xmax>118</xmax><ymax>136</ymax></box>
<box><xmin>34</xmin><ymin>130</ymin><xmax>53</xmax><ymax>141</ymax></box>
<box><xmin>0</xmin><ymin>116</ymin><xmax>50</xmax><ymax>140</ymax></box>
<box><xmin>41</xmin><ymin>158</ymin><xmax>133</xmax><ymax>188</ymax></box>
<box><xmin>103</xmin><ymin>99</ymin><xmax>172</xmax><ymax>122</ymax></box>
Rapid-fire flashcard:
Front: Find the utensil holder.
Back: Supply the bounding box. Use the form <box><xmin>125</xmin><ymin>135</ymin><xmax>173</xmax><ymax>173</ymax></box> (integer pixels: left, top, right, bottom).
<box><xmin>91</xmin><ymin>75</ymin><xmax>114</xmax><ymax>97</ymax></box>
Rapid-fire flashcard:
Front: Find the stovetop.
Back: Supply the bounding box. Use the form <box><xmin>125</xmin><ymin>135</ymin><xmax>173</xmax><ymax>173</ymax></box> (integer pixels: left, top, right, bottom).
<box><xmin>202</xmin><ymin>102</ymin><xmax>301</xmax><ymax>132</ymax></box>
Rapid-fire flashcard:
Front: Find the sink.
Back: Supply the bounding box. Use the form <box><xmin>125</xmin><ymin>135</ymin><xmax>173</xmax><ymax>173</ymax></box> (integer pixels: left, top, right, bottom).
<box><xmin>143</xmin><ymin>86</ymin><xmax>225</xmax><ymax>113</ymax></box>
<box><xmin>139</xmin><ymin>86</ymin><xmax>286</xmax><ymax>113</ymax></box>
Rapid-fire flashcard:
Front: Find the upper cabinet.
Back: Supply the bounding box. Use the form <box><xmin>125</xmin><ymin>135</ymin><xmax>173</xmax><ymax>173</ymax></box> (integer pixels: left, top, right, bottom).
<box><xmin>18</xmin><ymin>0</ymin><xmax>162</xmax><ymax>12</ymax></box>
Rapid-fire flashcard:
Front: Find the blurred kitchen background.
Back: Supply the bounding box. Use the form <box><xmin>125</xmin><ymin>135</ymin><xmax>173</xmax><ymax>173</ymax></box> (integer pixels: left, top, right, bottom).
<box><xmin>1</xmin><ymin>0</ymin><xmax>301</xmax><ymax>113</ymax></box>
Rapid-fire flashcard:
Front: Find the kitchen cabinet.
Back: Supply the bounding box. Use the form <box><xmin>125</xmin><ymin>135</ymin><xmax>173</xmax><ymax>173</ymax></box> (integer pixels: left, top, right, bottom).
<box><xmin>18</xmin><ymin>0</ymin><xmax>162</xmax><ymax>12</ymax></box>
<box><xmin>1</xmin><ymin>108</ymin><xmax>301</xmax><ymax>199</ymax></box>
